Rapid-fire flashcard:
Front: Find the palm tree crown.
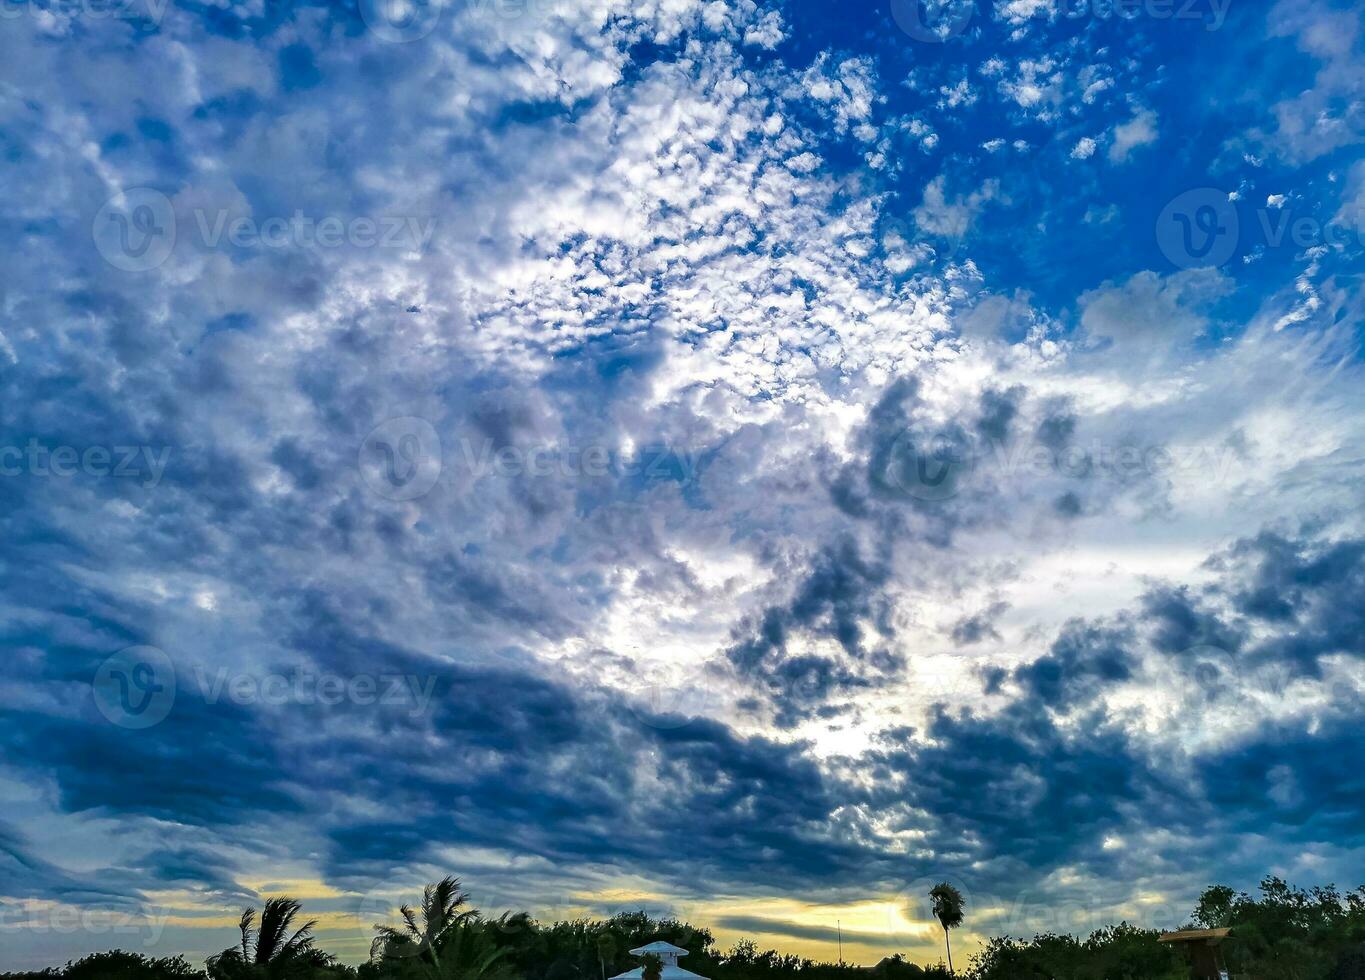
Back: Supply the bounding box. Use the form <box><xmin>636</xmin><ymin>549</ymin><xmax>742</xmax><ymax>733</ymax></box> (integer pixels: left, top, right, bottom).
<box><xmin>371</xmin><ymin>876</ymin><xmax>485</xmax><ymax>973</ymax></box>
<box><xmin>207</xmin><ymin>896</ymin><xmax>321</xmax><ymax>979</ymax></box>
<box><xmin>928</xmin><ymin>883</ymin><xmax>965</xmax><ymax>975</ymax></box>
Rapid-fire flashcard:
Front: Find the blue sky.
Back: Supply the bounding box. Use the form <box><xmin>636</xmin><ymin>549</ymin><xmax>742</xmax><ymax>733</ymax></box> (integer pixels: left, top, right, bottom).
<box><xmin>1</xmin><ymin>0</ymin><xmax>1364</xmax><ymax>970</ymax></box>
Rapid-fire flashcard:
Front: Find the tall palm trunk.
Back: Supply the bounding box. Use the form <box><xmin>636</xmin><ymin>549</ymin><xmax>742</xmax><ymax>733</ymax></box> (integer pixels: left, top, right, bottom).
<box><xmin>943</xmin><ymin>929</ymin><xmax>953</xmax><ymax>975</ymax></box>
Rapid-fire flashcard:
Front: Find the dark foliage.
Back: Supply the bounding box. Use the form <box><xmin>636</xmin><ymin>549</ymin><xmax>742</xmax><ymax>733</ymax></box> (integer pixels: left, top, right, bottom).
<box><xmin>1331</xmin><ymin>944</ymin><xmax>1365</xmax><ymax>980</ymax></box>
<box><xmin>1189</xmin><ymin>877</ymin><xmax>1365</xmax><ymax>980</ymax></box>
<box><xmin>6</xmin><ymin>875</ymin><xmax>1365</xmax><ymax>980</ymax></box>
<box><xmin>0</xmin><ymin>950</ymin><xmax>207</xmax><ymax>980</ymax></box>
<box><xmin>964</xmin><ymin>924</ymin><xmax>1185</xmax><ymax>980</ymax></box>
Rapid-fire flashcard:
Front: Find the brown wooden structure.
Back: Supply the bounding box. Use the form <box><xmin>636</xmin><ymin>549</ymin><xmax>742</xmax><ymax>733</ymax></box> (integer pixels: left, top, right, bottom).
<box><xmin>1158</xmin><ymin>927</ymin><xmax>1233</xmax><ymax>979</ymax></box>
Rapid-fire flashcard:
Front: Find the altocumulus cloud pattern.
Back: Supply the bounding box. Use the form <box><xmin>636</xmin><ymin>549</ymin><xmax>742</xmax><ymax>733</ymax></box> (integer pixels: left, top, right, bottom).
<box><xmin>0</xmin><ymin>0</ymin><xmax>1364</xmax><ymax>970</ymax></box>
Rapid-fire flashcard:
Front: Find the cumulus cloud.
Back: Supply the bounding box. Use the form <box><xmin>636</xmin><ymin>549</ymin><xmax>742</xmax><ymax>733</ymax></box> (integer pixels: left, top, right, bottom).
<box><xmin>1108</xmin><ymin>108</ymin><xmax>1159</xmax><ymax>162</ymax></box>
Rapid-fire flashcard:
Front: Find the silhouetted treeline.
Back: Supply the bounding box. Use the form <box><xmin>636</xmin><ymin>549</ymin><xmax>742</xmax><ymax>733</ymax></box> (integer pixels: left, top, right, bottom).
<box><xmin>5</xmin><ymin>876</ymin><xmax>1365</xmax><ymax>980</ymax></box>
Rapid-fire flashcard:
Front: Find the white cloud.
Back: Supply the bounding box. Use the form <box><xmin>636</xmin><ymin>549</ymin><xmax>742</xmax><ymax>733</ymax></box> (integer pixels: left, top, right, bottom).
<box><xmin>1265</xmin><ymin>0</ymin><xmax>1365</xmax><ymax>161</ymax></box>
<box><xmin>1108</xmin><ymin>107</ymin><xmax>1159</xmax><ymax>162</ymax></box>
<box><xmin>913</xmin><ymin>175</ymin><xmax>1000</xmax><ymax>240</ymax></box>
<box><xmin>1071</xmin><ymin>137</ymin><xmax>1097</xmax><ymax>160</ymax></box>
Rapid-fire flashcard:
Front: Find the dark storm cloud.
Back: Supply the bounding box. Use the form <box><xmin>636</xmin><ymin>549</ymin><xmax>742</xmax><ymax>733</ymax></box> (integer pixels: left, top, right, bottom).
<box><xmin>976</xmin><ymin>386</ymin><xmax>1026</xmax><ymax>445</ymax></box>
<box><xmin>723</xmin><ymin>538</ymin><xmax>901</xmax><ymax>728</ymax></box>
<box><xmin>1141</xmin><ymin>584</ymin><xmax>1246</xmax><ymax>656</ymax></box>
<box><xmin>2</xmin><ymin>523</ymin><xmax>1363</xmax><ymax>930</ymax></box>
<box><xmin>3</xmin><ymin>683</ymin><xmax>299</xmax><ymax>827</ymax></box>
<box><xmin>1202</xmin><ymin>714</ymin><xmax>1365</xmax><ymax>839</ymax></box>
<box><xmin>0</xmin><ymin>78</ymin><xmax>1360</xmax><ymax>934</ymax></box>
<box><xmin>861</xmin><ymin>378</ymin><xmax>973</xmax><ymax>518</ymax></box>
<box><xmin>855</xmin><ymin>528</ymin><xmax>1365</xmax><ymax>897</ymax></box>
<box><xmin>1222</xmin><ymin>532</ymin><xmax>1365</xmax><ymax>671</ymax></box>
<box><xmin>1034</xmin><ymin>401</ymin><xmax>1077</xmax><ymax>452</ymax></box>
<box><xmin>857</xmin><ymin>622</ymin><xmax>1183</xmax><ymax>882</ymax></box>
<box><xmin>949</xmin><ymin>601</ymin><xmax>1009</xmax><ymax>645</ymax></box>
<box><xmin>309</xmin><ymin>650</ymin><xmax>856</xmax><ymax>892</ymax></box>
<box><xmin>1012</xmin><ymin>620</ymin><xmax>1135</xmax><ymax>710</ymax></box>
<box><xmin>730</xmin><ymin>376</ymin><xmax>1039</xmax><ymax>727</ymax></box>
<box><xmin>132</xmin><ymin>845</ymin><xmax>254</xmax><ymax>901</ymax></box>
<box><xmin>863</xmin><ymin>702</ymin><xmax>1176</xmax><ymax>874</ymax></box>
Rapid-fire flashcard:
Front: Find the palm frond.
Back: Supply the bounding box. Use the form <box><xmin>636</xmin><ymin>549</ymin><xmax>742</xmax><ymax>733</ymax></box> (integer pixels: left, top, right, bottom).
<box><xmin>238</xmin><ymin>908</ymin><xmax>256</xmax><ymax>962</ymax></box>
<box><xmin>401</xmin><ymin>904</ymin><xmax>423</xmax><ymax>942</ymax></box>
<box><xmin>254</xmin><ymin>897</ymin><xmax>314</xmax><ymax>965</ymax></box>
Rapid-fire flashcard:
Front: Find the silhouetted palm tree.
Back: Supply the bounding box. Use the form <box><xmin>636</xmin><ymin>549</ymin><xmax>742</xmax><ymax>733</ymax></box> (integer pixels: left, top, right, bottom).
<box><xmin>928</xmin><ymin>884</ymin><xmax>964</xmax><ymax>975</ymax></box>
<box><xmin>207</xmin><ymin>897</ymin><xmax>322</xmax><ymax>979</ymax></box>
<box><xmin>596</xmin><ymin>933</ymin><xmax>617</xmax><ymax>980</ymax></box>
<box><xmin>371</xmin><ymin>877</ymin><xmax>513</xmax><ymax>980</ymax></box>
<box><xmin>437</xmin><ymin>918</ymin><xmax>513</xmax><ymax>980</ymax></box>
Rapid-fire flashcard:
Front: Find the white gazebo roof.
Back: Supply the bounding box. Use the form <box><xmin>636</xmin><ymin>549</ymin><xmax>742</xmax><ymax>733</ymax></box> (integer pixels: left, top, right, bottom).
<box><xmin>608</xmin><ymin>967</ymin><xmax>707</xmax><ymax>980</ymax></box>
<box><xmin>630</xmin><ymin>943</ymin><xmax>689</xmax><ymax>957</ymax></box>
<box><xmin>608</xmin><ymin>939</ymin><xmax>708</xmax><ymax>980</ymax></box>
